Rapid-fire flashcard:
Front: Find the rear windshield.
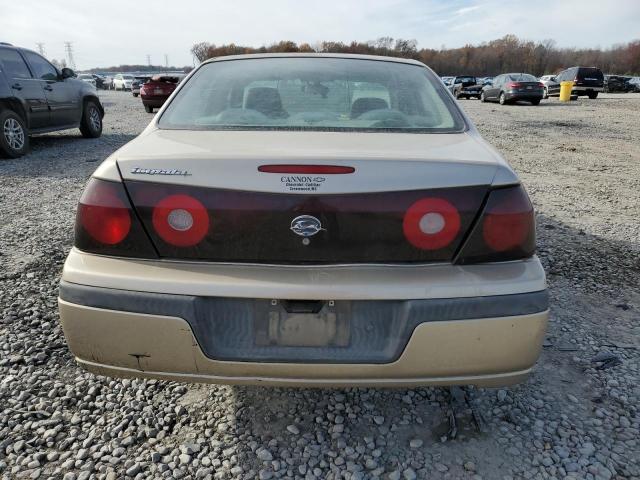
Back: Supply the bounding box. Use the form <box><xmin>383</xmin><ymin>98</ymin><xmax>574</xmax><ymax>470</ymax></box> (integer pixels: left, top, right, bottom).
<box><xmin>153</xmin><ymin>76</ymin><xmax>180</xmax><ymax>83</ymax></box>
<box><xmin>506</xmin><ymin>74</ymin><xmax>538</xmax><ymax>82</ymax></box>
<box><xmin>158</xmin><ymin>57</ymin><xmax>464</xmax><ymax>133</ymax></box>
<box><xmin>577</xmin><ymin>68</ymin><xmax>603</xmax><ymax>80</ymax></box>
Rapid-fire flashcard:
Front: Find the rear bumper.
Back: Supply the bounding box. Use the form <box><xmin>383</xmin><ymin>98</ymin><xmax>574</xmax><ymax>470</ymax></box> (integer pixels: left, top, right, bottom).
<box><xmin>141</xmin><ymin>96</ymin><xmax>168</xmax><ymax>107</ymax></box>
<box><xmin>573</xmin><ymin>86</ymin><xmax>603</xmax><ymax>93</ymax></box>
<box><xmin>58</xmin><ymin>250</ymin><xmax>549</xmax><ymax>387</ymax></box>
<box><xmin>59</xmin><ymin>295</ymin><xmax>548</xmax><ymax>387</ymax></box>
<box><xmin>505</xmin><ymin>91</ymin><xmax>544</xmax><ymax>100</ymax></box>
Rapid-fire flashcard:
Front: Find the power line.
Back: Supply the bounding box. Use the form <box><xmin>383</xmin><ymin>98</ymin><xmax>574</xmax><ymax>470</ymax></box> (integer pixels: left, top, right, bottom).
<box><xmin>64</xmin><ymin>41</ymin><xmax>76</xmax><ymax>70</ymax></box>
<box><xmin>36</xmin><ymin>43</ymin><xmax>46</xmax><ymax>56</ymax></box>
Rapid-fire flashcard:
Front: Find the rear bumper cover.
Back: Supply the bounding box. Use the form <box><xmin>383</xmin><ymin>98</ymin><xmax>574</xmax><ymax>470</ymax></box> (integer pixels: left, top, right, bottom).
<box><xmin>505</xmin><ymin>91</ymin><xmax>544</xmax><ymax>100</ymax></box>
<box><xmin>141</xmin><ymin>96</ymin><xmax>168</xmax><ymax>107</ymax></box>
<box><xmin>60</xmin><ymin>281</ymin><xmax>548</xmax><ymax>365</ymax></box>
<box><xmin>59</xmin><ymin>295</ymin><xmax>548</xmax><ymax>387</ymax></box>
<box><xmin>58</xmin><ymin>250</ymin><xmax>549</xmax><ymax>386</ymax></box>
<box><xmin>573</xmin><ymin>86</ymin><xmax>603</xmax><ymax>93</ymax></box>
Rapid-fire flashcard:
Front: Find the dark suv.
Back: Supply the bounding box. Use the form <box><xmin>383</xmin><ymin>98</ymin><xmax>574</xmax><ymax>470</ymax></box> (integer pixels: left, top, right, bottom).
<box><xmin>0</xmin><ymin>42</ymin><xmax>104</xmax><ymax>158</ymax></box>
<box><xmin>546</xmin><ymin>67</ymin><xmax>604</xmax><ymax>99</ymax></box>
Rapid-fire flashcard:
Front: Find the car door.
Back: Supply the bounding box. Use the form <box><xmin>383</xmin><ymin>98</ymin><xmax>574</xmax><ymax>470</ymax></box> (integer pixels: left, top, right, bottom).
<box><xmin>0</xmin><ymin>47</ymin><xmax>50</xmax><ymax>129</ymax></box>
<box><xmin>488</xmin><ymin>75</ymin><xmax>502</xmax><ymax>100</ymax></box>
<box><xmin>548</xmin><ymin>71</ymin><xmax>563</xmax><ymax>95</ymax></box>
<box><xmin>22</xmin><ymin>51</ymin><xmax>82</xmax><ymax>127</ymax></box>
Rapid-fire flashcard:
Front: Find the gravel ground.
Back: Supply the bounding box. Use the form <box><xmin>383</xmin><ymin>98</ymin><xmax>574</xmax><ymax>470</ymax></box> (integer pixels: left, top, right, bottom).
<box><xmin>1</xmin><ymin>90</ymin><xmax>639</xmax><ymax>480</ymax></box>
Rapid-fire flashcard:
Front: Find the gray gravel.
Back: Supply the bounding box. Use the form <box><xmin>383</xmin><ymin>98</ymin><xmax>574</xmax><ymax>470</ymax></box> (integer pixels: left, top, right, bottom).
<box><xmin>1</xmin><ymin>90</ymin><xmax>639</xmax><ymax>479</ymax></box>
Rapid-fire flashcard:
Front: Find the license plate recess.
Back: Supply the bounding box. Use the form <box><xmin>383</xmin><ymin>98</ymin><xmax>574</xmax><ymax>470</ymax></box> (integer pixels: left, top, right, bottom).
<box><xmin>254</xmin><ymin>300</ymin><xmax>350</xmax><ymax>347</ymax></box>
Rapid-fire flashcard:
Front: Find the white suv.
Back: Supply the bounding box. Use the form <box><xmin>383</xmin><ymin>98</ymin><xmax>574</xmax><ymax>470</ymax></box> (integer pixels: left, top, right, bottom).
<box><xmin>112</xmin><ymin>74</ymin><xmax>134</xmax><ymax>91</ymax></box>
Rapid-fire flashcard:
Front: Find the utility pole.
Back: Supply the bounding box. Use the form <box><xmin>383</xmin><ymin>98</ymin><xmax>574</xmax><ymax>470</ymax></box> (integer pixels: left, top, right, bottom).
<box><xmin>36</xmin><ymin>43</ymin><xmax>46</xmax><ymax>56</ymax></box>
<box><xmin>64</xmin><ymin>41</ymin><xmax>76</xmax><ymax>70</ymax></box>
<box><xmin>146</xmin><ymin>54</ymin><xmax>151</xmax><ymax>67</ymax></box>
<box><xmin>164</xmin><ymin>54</ymin><xmax>168</xmax><ymax>69</ymax></box>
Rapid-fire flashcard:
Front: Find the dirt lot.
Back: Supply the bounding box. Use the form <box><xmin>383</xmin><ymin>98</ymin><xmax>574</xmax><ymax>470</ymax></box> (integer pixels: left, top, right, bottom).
<box><xmin>1</xmin><ymin>91</ymin><xmax>639</xmax><ymax>480</ymax></box>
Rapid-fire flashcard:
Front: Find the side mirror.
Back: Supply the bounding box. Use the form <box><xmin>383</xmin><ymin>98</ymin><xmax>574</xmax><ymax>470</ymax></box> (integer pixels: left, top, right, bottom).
<box><xmin>61</xmin><ymin>68</ymin><xmax>75</xmax><ymax>79</ymax></box>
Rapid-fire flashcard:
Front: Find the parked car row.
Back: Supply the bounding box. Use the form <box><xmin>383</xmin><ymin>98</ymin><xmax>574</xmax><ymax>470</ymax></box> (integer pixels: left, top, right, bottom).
<box><xmin>440</xmin><ymin>66</ymin><xmax>625</xmax><ymax>106</ymax></box>
<box><xmin>603</xmin><ymin>75</ymin><xmax>640</xmax><ymax>93</ymax></box>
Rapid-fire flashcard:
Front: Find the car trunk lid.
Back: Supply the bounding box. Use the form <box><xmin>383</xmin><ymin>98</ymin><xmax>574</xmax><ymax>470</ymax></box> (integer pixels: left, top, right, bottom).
<box><xmin>116</xmin><ymin>129</ymin><xmax>504</xmax><ymax>264</ymax></box>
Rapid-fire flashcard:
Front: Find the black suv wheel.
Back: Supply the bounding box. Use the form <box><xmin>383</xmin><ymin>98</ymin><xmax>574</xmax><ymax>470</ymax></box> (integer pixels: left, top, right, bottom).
<box><xmin>80</xmin><ymin>100</ymin><xmax>103</xmax><ymax>138</ymax></box>
<box><xmin>0</xmin><ymin>109</ymin><xmax>29</xmax><ymax>158</ymax></box>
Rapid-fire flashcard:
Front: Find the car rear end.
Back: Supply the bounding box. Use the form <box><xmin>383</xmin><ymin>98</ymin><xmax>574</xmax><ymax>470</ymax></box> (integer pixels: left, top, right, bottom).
<box><xmin>140</xmin><ymin>75</ymin><xmax>179</xmax><ymax>108</ymax></box>
<box><xmin>572</xmin><ymin>67</ymin><xmax>604</xmax><ymax>97</ymax></box>
<box><xmin>58</xmin><ymin>55</ymin><xmax>548</xmax><ymax>387</ymax></box>
<box><xmin>503</xmin><ymin>74</ymin><xmax>544</xmax><ymax>102</ymax></box>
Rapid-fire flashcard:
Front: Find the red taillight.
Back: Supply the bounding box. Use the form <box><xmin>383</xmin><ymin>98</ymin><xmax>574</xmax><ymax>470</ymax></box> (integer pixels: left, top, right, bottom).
<box><xmin>483</xmin><ymin>196</ymin><xmax>532</xmax><ymax>252</ymax></box>
<box><xmin>456</xmin><ymin>185</ymin><xmax>535</xmax><ymax>264</ymax></box>
<box><xmin>507</xmin><ymin>82</ymin><xmax>521</xmax><ymax>89</ymax></box>
<box><xmin>152</xmin><ymin>194</ymin><xmax>209</xmax><ymax>247</ymax></box>
<box><xmin>258</xmin><ymin>165</ymin><xmax>355</xmax><ymax>174</ymax></box>
<box><xmin>402</xmin><ymin>198</ymin><xmax>461</xmax><ymax>250</ymax></box>
<box><xmin>78</xmin><ymin>180</ymin><xmax>131</xmax><ymax>245</ymax></box>
<box><xmin>75</xmin><ymin>178</ymin><xmax>157</xmax><ymax>258</ymax></box>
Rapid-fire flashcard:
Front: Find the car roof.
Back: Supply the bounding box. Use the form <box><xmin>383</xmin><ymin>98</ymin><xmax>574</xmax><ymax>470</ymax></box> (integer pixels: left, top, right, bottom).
<box><xmin>201</xmin><ymin>52</ymin><xmax>427</xmax><ymax>67</ymax></box>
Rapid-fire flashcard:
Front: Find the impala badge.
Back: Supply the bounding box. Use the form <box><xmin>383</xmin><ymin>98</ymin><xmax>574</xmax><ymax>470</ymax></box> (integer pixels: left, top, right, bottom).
<box><xmin>130</xmin><ymin>167</ymin><xmax>191</xmax><ymax>176</ymax></box>
<box><xmin>290</xmin><ymin>215</ymin><xmax>324</xmax><ymax>237</ymax></box>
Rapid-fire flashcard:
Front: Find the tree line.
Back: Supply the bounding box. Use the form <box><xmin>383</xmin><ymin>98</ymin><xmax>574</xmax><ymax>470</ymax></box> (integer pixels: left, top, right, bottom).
<box><xmin>84</xmin><ymin>65</ymin><xmax>192</xmax><ymax>74</ymax></box>
<box><xmin>191</xmin><ymin>35</ymin><xmax>640</xmax><ymax>76</ymax></box>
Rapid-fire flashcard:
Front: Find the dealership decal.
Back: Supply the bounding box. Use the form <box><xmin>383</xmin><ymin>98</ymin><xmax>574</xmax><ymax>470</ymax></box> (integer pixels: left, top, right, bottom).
<box><xmin>281</xmin><ymin>175</ymin><xmax>325</xmax><ymax>192</ymax></box>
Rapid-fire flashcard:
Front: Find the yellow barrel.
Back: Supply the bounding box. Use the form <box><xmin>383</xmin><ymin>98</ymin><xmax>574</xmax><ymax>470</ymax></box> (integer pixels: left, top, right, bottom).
<box><xmin>559</xmin><ymin>81</ymin><xmax>574</xmax><ymax>102</ymax></box>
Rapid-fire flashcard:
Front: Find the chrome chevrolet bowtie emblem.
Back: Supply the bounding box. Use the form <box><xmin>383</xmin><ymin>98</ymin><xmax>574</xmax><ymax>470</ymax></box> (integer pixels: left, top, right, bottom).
<box><xmin>290</xmin><ymin>215</ymin><xmax>324</xmax><ymax>237</ymax></box>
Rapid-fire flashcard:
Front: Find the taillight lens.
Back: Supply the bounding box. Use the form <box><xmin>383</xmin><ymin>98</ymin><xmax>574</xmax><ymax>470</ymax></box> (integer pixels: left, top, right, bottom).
<box><xmin>79</xmin><ymin>181</ymin><xmax>130</xmax><ymax>245</ymax></box>
<box><xmin>152</xmin><ymin>194</ymin><xmax>210</xmax><ymax>247</ymax></box>
<box><xmin>402</xmin><ymin>198</ymin><xmax>461</xmax><ymax>250</ymax></box>
<box><xmin>456</xmin><ymin>185</ymin><xmax>535</xmax><ymax>264</ymax></box>
<box><xmin>75</xmin><ymin>178</ymin><xmax>156</xmax><ymax>258</ymax></box>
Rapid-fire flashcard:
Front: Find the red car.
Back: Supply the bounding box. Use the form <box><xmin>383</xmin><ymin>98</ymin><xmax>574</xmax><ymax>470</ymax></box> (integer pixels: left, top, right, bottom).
<box><xmin>140</xmin><ymin>75</ymin><xmax>183</xmax><ymax>113</ymax></box>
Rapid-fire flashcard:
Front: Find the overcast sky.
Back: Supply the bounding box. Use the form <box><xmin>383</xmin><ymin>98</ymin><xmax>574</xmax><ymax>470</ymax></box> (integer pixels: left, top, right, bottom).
<box><xmin>2</xmin><ymin>0</ymin><xmax>639</xmax><ymax>70</ymax></box>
